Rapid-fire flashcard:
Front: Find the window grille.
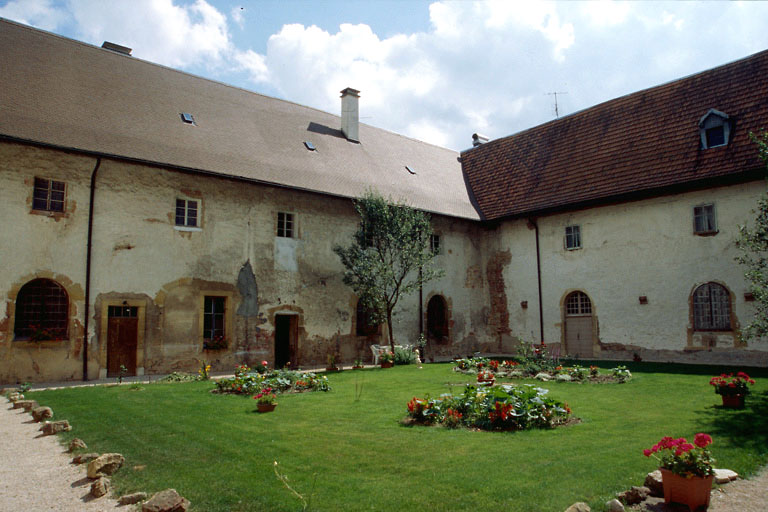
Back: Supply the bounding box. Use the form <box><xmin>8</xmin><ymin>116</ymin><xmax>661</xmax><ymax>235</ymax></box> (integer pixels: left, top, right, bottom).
<box><xmin>203</xmin><ymin>296</ymin><xmax>226</xmax><ymax>340</ymax></box>
<box><xmin>277</xmin><ymin>212</ymin><xmax>294</xmax><ymax>238</ymax></box>
<box><xmin>693</xmin><ymin>204</ymin><xmax>716</xmax><ymax>234</ymax></box>
<box><xmin>565</xmin><ymin>291</ymin><xmax>592</xmax><ymax>316</ymax></box>
<box><xmin>33</xmin><ymin>177</ymin><xmax>65</xmax><ymax>212</ymax></box>
<box><xmin>175</xmin><ymin>198</ymin><xmax>198</xmax><ymax>227</ymax></box>
<box><xmin>693</xmin><ymin>283</ymin><xmax>731</xmax><ymax>330</ymax></box>
<box><xmin>14</xmin><ymin>279</ymin><xmax>68</xmax><ymax>340</ymax></box>
<box><xmin>565</xmin><ymin>225</ymin><xmax>581</xmax><ymax>250</ymax></box>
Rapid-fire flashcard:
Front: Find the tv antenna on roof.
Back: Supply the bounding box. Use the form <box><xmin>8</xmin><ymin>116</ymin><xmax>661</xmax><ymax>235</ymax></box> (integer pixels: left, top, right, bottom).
<box><xmin>547</xmin><ymin>91</ymin><xmax>568</xmax><ymax>119</ymax></box>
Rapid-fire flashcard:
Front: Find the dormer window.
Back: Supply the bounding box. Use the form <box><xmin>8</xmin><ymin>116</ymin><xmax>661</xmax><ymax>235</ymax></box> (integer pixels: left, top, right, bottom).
<box><xmin>699</xmin><ymin>109</ymin><xmax>731</xmax><ymax>149</ymax></box>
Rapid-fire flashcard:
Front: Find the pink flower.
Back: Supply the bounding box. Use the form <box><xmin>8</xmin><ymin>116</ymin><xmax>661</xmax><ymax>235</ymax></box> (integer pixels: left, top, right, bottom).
<box><xmin>643</xmin><ymin>449</ymin><xmax>652</xmax><ymax>457</ymax></box>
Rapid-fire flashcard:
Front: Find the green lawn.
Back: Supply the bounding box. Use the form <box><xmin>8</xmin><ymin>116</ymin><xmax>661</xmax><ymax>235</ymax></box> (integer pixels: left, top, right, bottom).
<box><xmin>26</xmin><ymin>362</ymin><xmax>768</xmax><ymax>511</ymax></box>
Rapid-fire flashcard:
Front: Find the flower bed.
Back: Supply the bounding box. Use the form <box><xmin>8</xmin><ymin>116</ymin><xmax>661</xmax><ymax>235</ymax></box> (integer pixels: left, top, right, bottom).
<box><xmin>403</xmin><ymin>383</ymin><xmax>573</xmax><ymax>431</ymax></box>
<box><xmin>452</xmin><ymin>357</ymin><xmax>631</xmax><ymax>383</ymax></box>
<box><xmin>214</xmin><ymin>364</ymin><xmax>331</xmax><ymax>395</ymax></box>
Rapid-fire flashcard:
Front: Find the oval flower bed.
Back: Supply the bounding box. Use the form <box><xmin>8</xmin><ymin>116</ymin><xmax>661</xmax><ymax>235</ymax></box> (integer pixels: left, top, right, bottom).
<box><xmin>214</xmin><ymin>364</ymin><xmax>331</xmax><ymax>396</ymax></box>
<box><xmin>453</xmin><ymin>357</ymin><xmax>631</xmax><ymax>383</ymax></box>
<box><xmin>403</xmin><ymin>384</ymin><xmax>574</xmax><ymax>431</ymax></box>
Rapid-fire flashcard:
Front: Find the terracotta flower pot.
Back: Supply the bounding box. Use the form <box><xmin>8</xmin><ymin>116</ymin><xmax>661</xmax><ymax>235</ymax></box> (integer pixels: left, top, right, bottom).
<box><xmin>380</xmin><ymin>361</ymin><xmax>394</xmax><ymax>368</ymax></box>
<box><xmin>660</xmin><ymin>468</ymin><xmax>713</xmax><ymax>511</ymax></box>
<box><xmin>721</xmin><ymin>394</ymin><xmax>745</xmax><ymax>408</ymax></box>
<box><xmin>257</xmin><ymin>403</ymin><xmax>277</xmax><ymax>413</ymax></box>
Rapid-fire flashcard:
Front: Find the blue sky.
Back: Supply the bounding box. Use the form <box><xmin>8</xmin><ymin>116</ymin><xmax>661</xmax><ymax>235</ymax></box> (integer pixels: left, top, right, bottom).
<box><xmin>3</xmin><ymin>1</ymin><xmax>768</xmax><ymax>151</ymax></box>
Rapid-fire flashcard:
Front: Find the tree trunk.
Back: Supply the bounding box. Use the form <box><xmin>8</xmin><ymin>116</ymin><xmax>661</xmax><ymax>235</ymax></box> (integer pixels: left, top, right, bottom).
<box><xmin>387</xmin><ymin>307</ymin><xmax>396</xmax><ymax>354</ymax></box>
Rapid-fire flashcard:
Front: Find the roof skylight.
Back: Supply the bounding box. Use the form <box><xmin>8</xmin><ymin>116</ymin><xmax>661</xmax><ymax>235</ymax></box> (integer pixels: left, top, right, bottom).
<box><xmin>304</xmin><ymin>141</ymin><xmax>316</xmax><ymax>151</ymax></box>
<box><xmin>180</xmin><ymin>113</ymin><xmax>196</xmax><ymax>125</ymax></box>
<box><xmin>405</xmin><ymin>165</ymin><xmax>417</xmax><ymax>175</ymax></box>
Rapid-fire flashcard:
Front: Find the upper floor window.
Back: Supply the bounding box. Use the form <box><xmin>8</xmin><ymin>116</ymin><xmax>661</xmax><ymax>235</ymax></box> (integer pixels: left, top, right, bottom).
<box><xmin>693</xmin><ymin>282</ymin><xmax>731</xmax><ymax>331</ymax></box>
<box><xmin>699</xmin><ymin>109</ymin><xmax>731</xmax><ymax>149</ymax></box>
<box><xmin>693</xmin><ymin>204</ymin><xmax>717</xmax><ymax>235</ymax></box>
<box><xmin>14</xmin><ymin>278</ymin><xmax>69</xmax><ymax>340</ymax></box>
<box><xmin>565</xmin><ymin>225</ymin><xmax>581</xmax><ymax>250</ymax></box>
<box><xmin>430</xmin><ymin>234</ymin><xmax>441</xmax><ymax>255</ymax></box>
<box><xmin>33</xmin><ymin>177</ymin><xmax>65</xmax><ymax>213</ymax></box>
<box><xmin>277</xmin><ymin>212</ymin><xmax>295</xmax><ymax>238</ymax></box>
<box><xmin>175</xmin><ymin>198</ymin><xmax>199</xmax><ymax>227</ymax></box>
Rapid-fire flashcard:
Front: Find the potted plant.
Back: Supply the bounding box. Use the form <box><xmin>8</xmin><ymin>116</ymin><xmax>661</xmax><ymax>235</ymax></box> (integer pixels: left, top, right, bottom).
<box><xmin>643</xmin><ymin>433</ymin><xmax>715</xmax><ymax>511</ymax></box>
<box><xmin>254</xmin><ymin>387</ymin><xmax>278</xmax><ymax>413</ymax></box>
<box><xmin>326</xmin><ymin>353</ymin><xmax>341</xmax><ymax>372</ymax></box>
<box><xmin>379</xmin><ymin>349</ymin><xmax>394</xmax><ymax>368</ymax></box>
<box><xmin>477</xmin><ymin>370</ymin><xmax>495</xmax><ymax>386</ymax></box>
<box><xmin>203</xmin><ymin>335</ymin><xmax>228</xmax><ymax>351</ymax></box>
<box><xmin>710</xmin><ymin>372</ymin><xmax>755</xmax><ymax>408</ymax></box>
<box><xmin>352</xmin><ymin>358</ymin><xmax>364</xmax><ymax>369</ymax></box>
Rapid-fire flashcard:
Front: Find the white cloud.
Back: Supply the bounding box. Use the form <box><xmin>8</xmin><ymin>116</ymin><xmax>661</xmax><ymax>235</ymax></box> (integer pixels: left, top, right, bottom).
<box><xmin>67</xmin><ymin>0</ymin><xmax>231</xmax><ymax>69</ymax></box>
<box><xmin>3</xmin><ymin>0</ymin><xmax>768</xmax><ymax>151</ymax></box>
<box><xmin>0</xmin><ymin>0</ymin><xmax>68</xmax><ymax>30</ymax></box>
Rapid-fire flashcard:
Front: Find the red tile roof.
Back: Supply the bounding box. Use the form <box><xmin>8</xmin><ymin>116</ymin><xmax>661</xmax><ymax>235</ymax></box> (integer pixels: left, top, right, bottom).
<box><xmin>461</xmin><ymin>50</ymin><xmax>768</xmax><ymax>220</ymax></box>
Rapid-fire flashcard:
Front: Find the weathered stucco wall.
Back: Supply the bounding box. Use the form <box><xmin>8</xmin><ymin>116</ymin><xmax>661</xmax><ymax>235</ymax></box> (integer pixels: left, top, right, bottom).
<box><xmin>0</xmin><ymin>142</ymin><xmax>96</xmax><ymax>382</ymax></box>
<box><xmin>1</xmin><ymin>142</ymin><xmax>491</xmax><ymax>382</ymax></box>
<box><xmin>500</xmin><ymin>181</ymin><xmax>768</xmax><ymax>365</ymax></box>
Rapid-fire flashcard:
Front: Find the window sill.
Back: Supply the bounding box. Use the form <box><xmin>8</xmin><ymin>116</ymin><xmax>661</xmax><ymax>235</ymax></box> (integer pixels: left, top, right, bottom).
<box><xmin>694</xmin><ymin>230</ymin><xmax>719</xmax><ymax>237</ymax></box>
<box><xmin>174</xmin><ymin>226</ymin><xmax>202</xmax><ymax>232</ymax></box>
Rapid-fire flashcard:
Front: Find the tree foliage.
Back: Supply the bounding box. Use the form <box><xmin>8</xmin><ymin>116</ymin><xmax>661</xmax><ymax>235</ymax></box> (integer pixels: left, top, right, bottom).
<box><xmin>333</xmin><ymin>192</ymin><xmax>444</xmax><ymax>351</ymax></box>
<box><xmin>736</xmin><ymin>131</ymin><xmax>768</xmax><ymax>339</ymax></box>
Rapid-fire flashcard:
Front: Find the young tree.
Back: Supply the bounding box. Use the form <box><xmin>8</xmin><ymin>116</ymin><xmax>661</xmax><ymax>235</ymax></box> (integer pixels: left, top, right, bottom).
<box><xmin>334</xmin><ymin>192</ymin><xmax>444</xmax><ymax>352</ymax></box>
<box><xmin>736</xmin><ymin>131</ymin><xmax>768</xmax><ymax>339</ymax></box>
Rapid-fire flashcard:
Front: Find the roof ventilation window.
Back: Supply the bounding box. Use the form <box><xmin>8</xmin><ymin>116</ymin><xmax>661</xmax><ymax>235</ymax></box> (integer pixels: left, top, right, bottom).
<box><xmin>405</xmin><ymin>165</ymin><xmax>417</xmax><ymax>175</ymax></box>
<box><xmin>180</xmin><ymin>113</ymin><xmax>196</xmax><ymax>125</ymax></box>
<box><xmin>101</xmin><ymin>41</ymin><xmax>132</xmax><ymax>56</ymax></box>
<box><xmin>304</xmin><ymin>141</ymin><xmax>316</xmax><ymax>151</ymax></box>
<box><xmin>699</xmin><ymin>109</ymin><xmax>731</xmax><ymax>149</ymax></box>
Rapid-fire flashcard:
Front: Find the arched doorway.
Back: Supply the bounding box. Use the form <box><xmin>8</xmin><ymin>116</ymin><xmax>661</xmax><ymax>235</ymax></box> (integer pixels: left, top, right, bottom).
<box><xmin>426</xmin><ymin>295</ymin><xmax>449</xmax><ymax>341</ymax></box>
<box><xmin>564</xmin><ymin>291</ymin><xmax>593</xmax><ymax>358</ymax></box>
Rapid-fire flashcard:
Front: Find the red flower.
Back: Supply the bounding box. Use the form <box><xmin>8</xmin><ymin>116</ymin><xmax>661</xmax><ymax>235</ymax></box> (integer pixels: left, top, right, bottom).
<box><xmin>643</xmin><ymin>449</ymin><xmax>652</xmax><ymax>457</ymax></box>
<box><xmin>694</xmin><ymin>433</ymin><xmax>713</xmax><ymax>448</ymax></box>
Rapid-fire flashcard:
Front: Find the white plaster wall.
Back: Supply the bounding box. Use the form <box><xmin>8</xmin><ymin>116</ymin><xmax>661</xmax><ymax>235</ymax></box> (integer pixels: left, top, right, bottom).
<box><xmin>500</xmin><ymin>181</ymin><xmax>768</xmax><ymax>363</ymax></box>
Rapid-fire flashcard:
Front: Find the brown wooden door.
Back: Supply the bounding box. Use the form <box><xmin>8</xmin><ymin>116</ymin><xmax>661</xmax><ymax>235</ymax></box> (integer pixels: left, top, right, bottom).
<box><xmin>107</xmin><ymin>306</ymin><xmax>138</xmax><ymax>377</ymax></box>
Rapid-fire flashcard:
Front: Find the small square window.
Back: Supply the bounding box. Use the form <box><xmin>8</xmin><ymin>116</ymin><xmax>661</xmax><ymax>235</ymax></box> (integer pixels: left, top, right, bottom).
<box><xmin>565</xmin><ymin>225</ymin><xmax>581</xmax><ymax>250</ymax></box>
<box><xmin>277</xmin><ymin>212</ymin><xmax>294</xmax><ymax>238</ymax></box>
<box><xmin>175</xmin><ymin>198</ymin><xmax>199</xmax><ymax>227</ymax></box>
<box><xmin>693</xmin><ymin>204</ymin><xmax>717</xmax><ymax>235</ymax></box>
<box><xmin>430</xmin><ymin>234</ymin><xmax>441</xmax><ymax>255</ymax></box>
<box><xmin>32</xmin><ymin>177</ymin><xmax>65</xmax><ymax>212</ymax></box>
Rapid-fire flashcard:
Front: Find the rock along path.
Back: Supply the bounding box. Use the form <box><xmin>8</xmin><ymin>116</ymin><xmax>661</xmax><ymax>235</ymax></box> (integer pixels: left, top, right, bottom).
<box><xmin>0</xmin><ymin>403</ymin><xmax>120</xmax><ymax>511</ymax></box>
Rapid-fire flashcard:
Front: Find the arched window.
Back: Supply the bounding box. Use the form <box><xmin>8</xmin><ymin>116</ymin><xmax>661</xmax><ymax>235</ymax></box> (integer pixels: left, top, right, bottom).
<box><xmin>693</xmin><ymin>283</ymin><xmax>731</xmax><ymax>331</ymax></box>
<box><xmin>427</xmin><ymin>295</ymin><xmax>448</xmax><ymax>340</ymax></box>
<box><xmin>356</xmin><ymin>300</ymin><xmax>378</xmax><ymax>336</ymax></box>
<box><xmin>565</xmin><ymin>291</ymin><xmax>592</xmax><ymax>316</ymax></box>
<box><xmin>14</xmin><ymin>279</ymin><xmax>69</xmax><ymax>340</ymax></box>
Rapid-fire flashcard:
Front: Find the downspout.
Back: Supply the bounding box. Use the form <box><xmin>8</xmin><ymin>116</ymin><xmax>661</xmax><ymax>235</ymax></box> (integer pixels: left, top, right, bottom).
<box><xmin>83</xmin><ymin>157</ymin><xmax>102</xmax><ymax>381</ymax></box>
<box><xmin>528</xmin><ymin>218</ymin><xmax>544</xmax><ymax>344</ymax></box>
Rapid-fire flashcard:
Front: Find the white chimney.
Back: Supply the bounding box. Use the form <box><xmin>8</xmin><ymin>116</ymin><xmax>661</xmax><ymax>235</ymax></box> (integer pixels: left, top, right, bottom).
<box><xmin>340</xmin><ymin>87</ymin><xmax>360</xmax><ymax>142</ymax></box>
<box><xmin>472</xmin><ymin>133</ymin><xmax>489</xmax><ymax>147</ymax></box>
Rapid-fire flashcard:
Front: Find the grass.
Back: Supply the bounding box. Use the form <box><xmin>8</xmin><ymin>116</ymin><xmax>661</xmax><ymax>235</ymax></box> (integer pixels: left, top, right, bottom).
<box><xmin>25</xmin><ymin>362</ymin><xmax>768</xmax><ymax>511</ymax></box>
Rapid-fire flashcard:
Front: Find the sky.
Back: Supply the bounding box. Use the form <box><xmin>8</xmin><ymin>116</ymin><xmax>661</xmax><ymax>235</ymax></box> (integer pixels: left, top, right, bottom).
<box><xmin>2</xmin><ymin>0</ymin><xmax>768</xmax><ymax>151</ymax></box>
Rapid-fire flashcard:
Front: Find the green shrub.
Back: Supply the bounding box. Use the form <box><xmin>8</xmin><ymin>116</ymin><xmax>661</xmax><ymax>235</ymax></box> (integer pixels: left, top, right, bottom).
<box><xmin>214</xmin><ymin>366</ymin><xmax>331</xmax><ymax>395</ymax></box>
<box><xmin>394</xmin><ymin>347</ymin><xmax>416</xmax><ymax>365</ymax></box>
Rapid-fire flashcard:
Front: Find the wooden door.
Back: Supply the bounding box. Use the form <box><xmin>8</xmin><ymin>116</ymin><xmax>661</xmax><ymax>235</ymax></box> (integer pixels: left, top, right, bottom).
<box><xmin>107</xmin><ymin>306</ymin><xmax>138</xmax><ymax>377</ymax></box>
<box><xmin>564</xmin><ymin>292</ymin><xmax>593</xmax><ymax>359</ymax></box>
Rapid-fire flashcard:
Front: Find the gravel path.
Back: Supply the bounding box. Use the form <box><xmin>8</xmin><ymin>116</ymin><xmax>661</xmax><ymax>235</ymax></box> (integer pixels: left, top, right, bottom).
<box><xmin>0</xmin><ymin>403</ymin><xmax>120</xmax><ymax>511</ymax></box>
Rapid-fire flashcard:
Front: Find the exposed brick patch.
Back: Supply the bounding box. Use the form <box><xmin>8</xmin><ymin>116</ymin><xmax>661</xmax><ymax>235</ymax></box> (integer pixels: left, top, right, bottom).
<box><xmin>486</xmin><ymin>251</ymin><xmax>511</xmax><ymax>337</ymax></box>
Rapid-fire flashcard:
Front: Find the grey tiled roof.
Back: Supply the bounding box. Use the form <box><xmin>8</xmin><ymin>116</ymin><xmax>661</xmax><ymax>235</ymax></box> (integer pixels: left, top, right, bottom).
<box><xmin>0</xmin><ymin>19</ymin><xmax>479</xmax><ymax>220</ymax></box>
